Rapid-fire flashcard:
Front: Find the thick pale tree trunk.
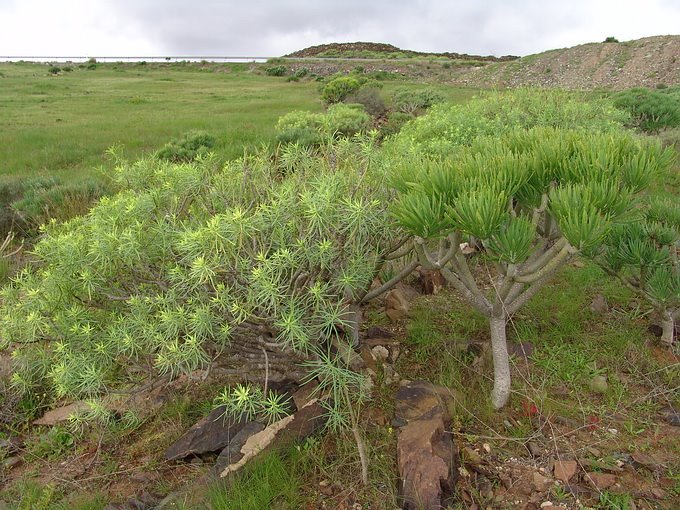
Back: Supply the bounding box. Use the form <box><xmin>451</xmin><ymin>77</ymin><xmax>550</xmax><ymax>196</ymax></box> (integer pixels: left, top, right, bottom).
<box><xmin>661</xmin><ymin>309</ymin><xmax>675</xmax><ymax>347</ymax></box>
<box><xmin>489</xmin><ymin>315</ymin><xmax>511</xmax><ymax>409</ymax></box>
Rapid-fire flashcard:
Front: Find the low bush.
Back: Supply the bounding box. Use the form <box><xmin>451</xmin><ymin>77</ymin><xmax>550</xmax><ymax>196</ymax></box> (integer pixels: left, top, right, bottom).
<box><xmin>0</xmin><ymin>140</ymin><xmax>394</xmax><ymax>422</ymax></box>
<box><xmin>47</xmin><ymin>66</ymin><xmax>61</xmax><ymax>75</ymax></box>
<box><xmin>380</xmin><ymin>111</ymin><xmax>414</xmax><ymax>138</ymax></box>
<box><xmin>613</xmin><ymin>87</ymin><xmax>680</xmax><ymax>133</ymax></box>
<box><xmin>11</xmin><ymin>178</ymin><xmax>105</xmax><ymax>231</ymax></box>
<box><xmin>275</xmin><ymin>104</ymin><xmax>371</xmax><ymax>145</ymax></box>
<box><xmin>322</xmin><ymin>103</ymin><xmax>371</xmax><ymax>136</ymax></box>
<box><xmin>275</xmin><ymin>110</ymin><xmax>324</xmax><ymax>146</ymax></box>
<box><xmin>293</xmin><ymin>67</ymin><xmax>309</xmax><ymax>78</ymax></box>
<box><xmin>344</xmin><ymin>87</ymin><xmax>388</xmax><ymax>118</ymax></box>
<box><xmin>265</xmin><ymin>65</ymin><xmax>287</xmax><ymax>77</ymax></box>
<box><xmin>391</xmin><ymin>87</ymin><xmax>445</xmax><ymax>114</ymax></box>
<box><xmin>393</xmin><ymin>89</ymin><xmax>630</xmax><ymax>156</ymax></box>
<box><xmin>156</xmin><ymin>130</ymin><xmax>217</xmax><ymax>162</ymax></box>
<box><xmin>321</xmin><ymin>76</ymin><xmax>361</xmax><ymax>103</ymax></box>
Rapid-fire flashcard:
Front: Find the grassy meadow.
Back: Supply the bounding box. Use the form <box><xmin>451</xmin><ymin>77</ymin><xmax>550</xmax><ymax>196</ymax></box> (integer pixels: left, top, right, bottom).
<box><xmin>0</xmin><ymin>62</ymin><xmax>324</xmax><ymax>182</ymax></box>
<box><xmin>0</xmin><ymin>61</ymin><xmax>475</xmax><ymax>182</ymax></box>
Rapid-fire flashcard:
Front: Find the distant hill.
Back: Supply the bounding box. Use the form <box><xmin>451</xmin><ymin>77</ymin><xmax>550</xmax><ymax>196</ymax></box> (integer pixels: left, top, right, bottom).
<box><xmin>282</xmin><ymin>36</ymin><xmax>679</xmax><ymax>90</ymax></box>
<box><xmin>285</xmin><ymin>41</ymin><xmax>517</xmax><ymax>63</ymax></box>
<box><xmin>457</xmin><ymin>35</ymin><xmax>680</xmax><ymax>90</ymax></box>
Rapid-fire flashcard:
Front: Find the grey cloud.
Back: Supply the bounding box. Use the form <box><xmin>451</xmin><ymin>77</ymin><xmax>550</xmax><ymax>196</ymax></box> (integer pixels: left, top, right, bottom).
<box><xmin>102</xmin><ymin>0</ymin><xmax>680</xmax><ymax>57</ymax></box>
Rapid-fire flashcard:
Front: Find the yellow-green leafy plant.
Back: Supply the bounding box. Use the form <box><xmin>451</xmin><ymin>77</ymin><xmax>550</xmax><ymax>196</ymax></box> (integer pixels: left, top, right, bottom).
<box><xmin>0</xmin><ymin>136</ymin><xmax>402</xmax><ymax>422</ymax></box>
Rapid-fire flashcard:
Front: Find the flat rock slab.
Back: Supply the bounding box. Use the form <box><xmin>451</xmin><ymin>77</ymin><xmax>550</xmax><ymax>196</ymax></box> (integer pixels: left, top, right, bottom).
<box><xmin>165</xmin><ymin>406</ymin><xmax>248</xmax><ymax>461</ymax></box>
<box><xmin>33</xmin><ymin>401</ymin><xmax>90</xmax><ymax>426</ymax></box>
<box><xmin>396</xmin><ymin>380</ymin><xmax>457</xmax><ymax>510</ymax></box>
<box><xmin>553</xmin><ymin>460</ymin><xmax>578</xmax><ymax>483</ymax></box>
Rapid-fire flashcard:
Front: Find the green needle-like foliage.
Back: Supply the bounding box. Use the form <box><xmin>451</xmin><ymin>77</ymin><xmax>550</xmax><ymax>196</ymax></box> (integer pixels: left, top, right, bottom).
<box><xmin>0</xmin><ymin>137</ymin><xmax>400</xmax><ymax>410</ymax></box>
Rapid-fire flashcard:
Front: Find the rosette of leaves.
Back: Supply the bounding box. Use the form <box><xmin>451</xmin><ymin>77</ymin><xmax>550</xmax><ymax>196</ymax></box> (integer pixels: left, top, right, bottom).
<box><xmin>594</xmin><ymin>197</ymin><xmax>679</xmax><ymax>346</ymax></box>
<box><xmin>0</xmin><ymin>135</ymin><xmax>401</xmax><ymax>427</ymax></box>
<box><xmin>389</xmin><ymin>126</ymin><xmax>673</xmax><ymax>409</ymax></box>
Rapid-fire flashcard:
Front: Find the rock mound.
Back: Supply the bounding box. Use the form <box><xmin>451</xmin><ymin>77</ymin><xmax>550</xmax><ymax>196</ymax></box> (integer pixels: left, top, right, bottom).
<box><xmin>285</xmin><ymin>41</ymin><xmax>517</xmax><ymax>62</ymax></box>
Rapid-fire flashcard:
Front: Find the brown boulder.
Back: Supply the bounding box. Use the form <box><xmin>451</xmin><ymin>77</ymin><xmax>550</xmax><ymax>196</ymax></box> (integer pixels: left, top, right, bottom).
<box><xmin>396</xmin><ymin>381</ymin><xmax>457</xmax><ymax>509</ymax></box>
<box><xmin>165</xmin><ymin>406</ymin><xmax>248</xmax><ymax>461</ymax></box>
<box><xmin>385</xmin><ymin>288</ymin><xmax>410</xmax><ymax>321</ymax></box>
<box><xmin>585</xmin><ymin>472</ymin><xmax>617</xmax><ymax>490</ymax></box>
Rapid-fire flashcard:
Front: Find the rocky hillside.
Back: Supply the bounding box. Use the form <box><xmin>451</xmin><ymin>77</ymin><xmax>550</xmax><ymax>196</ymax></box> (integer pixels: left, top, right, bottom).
<box><xmin>458</xmin><ymin>35</ymin><xmax>680</xmax><ymax>90</ymax></box>
<box><xmin>285</xmin><ymin>41</ymin><xmax>517</xmax><ymax>62</ymax></box>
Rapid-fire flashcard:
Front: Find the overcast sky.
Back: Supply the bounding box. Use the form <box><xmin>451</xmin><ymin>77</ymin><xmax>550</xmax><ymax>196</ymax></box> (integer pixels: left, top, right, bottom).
<box><xmin>1</xmin><ymin>0</ymin><xmax>679</xmax><ymax>58</ymax></box>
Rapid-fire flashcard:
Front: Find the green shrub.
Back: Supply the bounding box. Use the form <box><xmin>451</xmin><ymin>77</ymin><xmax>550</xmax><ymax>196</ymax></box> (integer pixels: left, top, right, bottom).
<box><xmin>293</xmin><ymin>67</ymin><xmax>309</xmax><ymax>78</ymax></box>
<box><xmin>47</xmin><ymin>66</ymin><xmax>61</xmax><ymax>75</ymax></box>
<box><xmin>392</xmin><ymin>87</ymin><xmax>445</xmax><ymax>114</ymax></box>
<box><xmin>86</xmin><ymin>63</ymin><xmax>97</xmax><ymax>70</ymax></box>
<box><xmin>275</xmin><ymin>104</ymin><xmax>371</xmax><ymax>145</ymax></box>
<box><xmin>380</xmin><ymin>111</ymin><xmax>414</xmax><ymax>137</ymax></box>
<box><xmin>323</xmin><ymin>103</ymin><xmax>371</xmax><ymax>136</ymax></box>
<box><xmin>344</xmin><ymin>87</ymin><xmax>388</xmax><ymax>118</ymax></box>
<box><xmin>265</xmin><ymin>65</ymin><xmax>287</xmax><ymax>77</ymax></box>
<box><xmin>275</xmin><ymin>110</ymin><xmax>324</xmax><ymax>146</ymax></box>
<box><xmin>321</xmin><ymin>76</ymin><xmax>361</xmax><ymax>103</ymax></box>
<box><xmin>613</xmin><ymin>87</ymin><xmax>680</xmax><ymax>133</ymax></box>
<box><xmin>156</xmin><ymin>130</ymin><xmax>216</xmax><ymax>162</ymax></box>
<box><xmin>11</xmin><ymin>177</ymin><xmax>105</xmax><ymax>231</ymax></box>
<box><xmin>393</xmin><ymin>89</ymin><xmax>630</xmax><ymax>157</ymax></box>
<box><xmin>0</xmin><ymin>141</ymin><xmax>394</xmax><ymax>408</ymax></box>
<box><xmin>604</xmin><ymin>36</ymin><xmax>620</xmax><ymax>43</ymax></box>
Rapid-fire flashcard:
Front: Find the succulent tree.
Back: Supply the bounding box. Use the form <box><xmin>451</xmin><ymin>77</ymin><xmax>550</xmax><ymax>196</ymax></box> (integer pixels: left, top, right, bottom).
<box><xmin>594</xmin><ymin>197</ymin><xmax>679</xmax><ymax>346</ymax></box>
<box><xmin>389</xmin><ymin>127</ymin><xmax>673</xmax><ymax>409</ymax></box>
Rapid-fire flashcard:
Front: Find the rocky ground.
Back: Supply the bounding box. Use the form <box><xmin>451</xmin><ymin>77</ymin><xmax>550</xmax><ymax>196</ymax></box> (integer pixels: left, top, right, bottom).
<box><xmin>1</xmin><ymin>266</ymin><xmax>678</xmax><ymax>509</ymax></box>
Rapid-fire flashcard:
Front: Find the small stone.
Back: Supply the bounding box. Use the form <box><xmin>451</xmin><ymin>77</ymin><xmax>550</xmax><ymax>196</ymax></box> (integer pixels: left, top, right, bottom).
<box><xmin>385</xmin><ymin>288</ymin><xmax>410</xmax><ymax>321</ymax></box>
<box><xmin>482</xmin><ymin>443</ymin><xmax>491</xmax><ymax>453</ymax></box>
<box><xmin>659</xmin><ymin>405</ymin><xmax>680</xmax><ymax>426</ymax></box>
<box><xmin>589</xmin><ymin>375</ymin><xmax>608</xmax><ymax>394</ymax></box>
<box><xmin>1</xmin><ymin>456</ymin><xmax>23</xmax><ymax>470</ymax></box>
<box><xmin>532</xmin><ymin>472</ymin><xmax>552</xmax><ymax>492</ymax></box>
<box><xmin>527</xmin><ymin>441</ymin><xmax>542</xmax><ymax>457</ymax></box>
<box><xmin>631</xmin><ymin>451</ymin><xmax>663</xmax><ymax>471</ymax></box>
<box><xmin>585</xmin><ymin>472</ymin><xmax>616</xmax><ymax>490</ymax></box>
<box><xmin>587</xmin><ymin>447</ymin><xmax>601</xmax><ymax>457</ymax></box>
<box><xmin>383</xmin><ymin>365</ymin><xmax>400</xmax><ymax>385</ymax></box>
<box><xmin>589</xmin><ymin>294</ymin><xmax>608</xmax><ymax>314</ymax></box>
<box><xmin>364</xmin><ymin>326</ymin><xmax>394</xmax><ymax>339</ymax></box>
<box><xmin>371</xmin><ymin>345</ymin><xmax>389</xmax><ymax>362</ymax></box>
<box><xmin>647</xmin><ymin>324</ymin><xmax>663</xmax><ymax>337</ymax></box>
<box><xmin>319</xmin><ymin>479</ymin><xmax>334</xmax><ymax>496</ymax></box>
<box><xmin>540</xmin><ymin>502</ymin><xmax>554</xmax><ymax>508</ymax></box>
<box><xmin>553</xmin><ymin>460</ymin><xmax>578</xmax><ymax>483</ymax></box>
<box><xmin>463</xmin><ymin>447</ymin><xmax>483</xmax><ymax>466</ymax></box>
<box><xmin>391</xmin><ymin>417</ymin><xmax>408</xmax><ymax>428</ymax></box>
<box><xmin>649</xmin><ymin>487</ymin><xmax>667</xmax><ymax>499</ymax></box>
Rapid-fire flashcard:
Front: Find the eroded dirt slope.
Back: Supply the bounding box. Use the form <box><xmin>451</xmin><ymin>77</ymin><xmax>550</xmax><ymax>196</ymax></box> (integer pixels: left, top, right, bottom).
<box><xmin>457</xmin><ymin>35</ymin><xmax>680</xmax><ymax>90</ymax></box>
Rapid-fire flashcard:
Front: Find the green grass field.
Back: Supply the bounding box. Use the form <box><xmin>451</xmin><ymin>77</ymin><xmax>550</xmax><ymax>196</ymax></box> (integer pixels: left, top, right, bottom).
<box><xmin>0</xmin><ymin>62</ymin><xmax>325</xmax><ymax>182</ymax></box>
<box><xmin>0</xmin><ymin>62</ymin><xmax>475</xmax><ymax>184</ymax></box>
